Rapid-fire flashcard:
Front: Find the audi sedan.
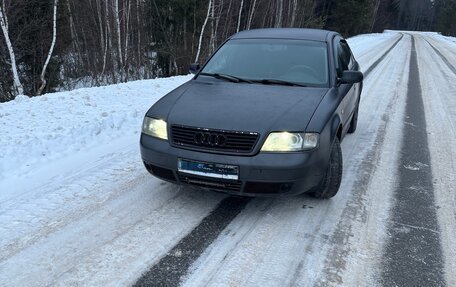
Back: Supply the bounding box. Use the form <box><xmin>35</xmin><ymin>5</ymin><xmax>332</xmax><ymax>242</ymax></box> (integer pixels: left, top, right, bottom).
<box><xmin>140</xmin><ymin>28</ymin><xmax>363</xmax><ymax>198</ymax></box>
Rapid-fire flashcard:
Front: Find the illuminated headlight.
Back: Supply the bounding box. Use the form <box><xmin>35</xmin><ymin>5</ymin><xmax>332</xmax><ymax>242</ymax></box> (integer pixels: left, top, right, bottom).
<box><xmin>261</xmin><ymin>132</ymin><xmax>319</xmax><ymax>152</ymax></box>
<box><xmin>142</xmin><ymin>117</ymin><xmax>168</xmax><ymax>140</ymax></box>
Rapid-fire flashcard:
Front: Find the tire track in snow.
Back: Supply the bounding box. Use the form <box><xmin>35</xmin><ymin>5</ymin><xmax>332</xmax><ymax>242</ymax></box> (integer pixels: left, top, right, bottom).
<box><xmin>379</xmin><ymin>36</ymin><xmax>446</xmax><ymax>286</ymax></box>
<box><xmin>0</xmin><ymin>182</ymin><xmax>224</xmax><ymax>287</ymax></box>
<box><xmin>414</xmin><ymin>34</ymin><xmax>456</xmax><ymax>287</ymax></box>
<box><xmin>0</xmin><ymin>144</ymin><xmax>146</xmax><ymax>262</ymax></box>
<box><xmin>134</xmin><ymin>196</ymin><xmax>250</xmax><ymax>287</ymax></box>
<box><xmin>363</xmin><ymin>34</ymin><xmax>404</xmax><ymax>77</ymax></box>
<box><xmin>421</xmin><ymin>37</ymin><xmax>456</xmax><ymax>75</ymax></box>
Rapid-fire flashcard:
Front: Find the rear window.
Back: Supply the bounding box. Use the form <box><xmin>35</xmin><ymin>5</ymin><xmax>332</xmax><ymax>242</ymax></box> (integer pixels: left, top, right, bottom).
<box><xmin>201</xmin><ymin>39</ymin><xmax>329</xmax><ymax>87</ymax></box>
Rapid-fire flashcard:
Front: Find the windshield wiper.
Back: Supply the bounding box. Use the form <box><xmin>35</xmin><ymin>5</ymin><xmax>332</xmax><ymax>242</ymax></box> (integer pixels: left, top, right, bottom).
<box><xmin>199</xmin><ymin>72</ymin><xmax>253</xmax><ymax>83</ymax></box>
<box><xmin>256</xmin><ymin>79</ymin><xmax>308</xmax><ymax>87</ymax></box>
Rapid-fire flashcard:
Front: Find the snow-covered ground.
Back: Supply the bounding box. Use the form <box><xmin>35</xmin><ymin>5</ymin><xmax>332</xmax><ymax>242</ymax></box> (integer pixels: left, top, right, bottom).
<box><xmin>1</xmin><ymin>31</ymin><xmax>455</xmax><ymax>286</ymax></box>
<box><xmin>0</xmin><ymin>76</ymin><xmax>191</xmax><ymax>182</ymax></box>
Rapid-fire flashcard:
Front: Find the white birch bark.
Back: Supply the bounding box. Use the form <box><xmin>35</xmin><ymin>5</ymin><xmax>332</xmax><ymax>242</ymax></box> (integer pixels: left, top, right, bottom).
<box><xmin>0</xmin><ymin>5</ymin><xmax>24</xmax><ymax>96</ymax></box>
<box><xmin>236</xmin><ymin>0</ymin><xmax>244</xmax><ymax>32</ymax></box>
<box><xmin>195</xmin><ymin>0</ymin><xmax>211</xmax><ymax>63</ymax></box>
<box><xmin>102</xmin><ymin>0</ymin><xmax>111</xmax><ymax>76</ymax></box>
<box><xmin>246</xmin><ymin>0</ymin><xmax>257</xmax><ymax>30</ymax></box>
<box><xmin>290</xmin><ymin>0</ymin><xmax>298</xmax><ymax>27</ymax></box>
<box><xmin>209</xmin><ymin>0</ymin><xmax>215</xmax><ymax>55</ymax></box>
<box><xmin>114</xmin><ymin>0</ymin><xmax>123</xmax><ymax>70</ymax></box>
<box><xmin>222</xmin><ymin>0</ymin><xmax>233</xmax><ymax>40</ymax></box>
<box><xmin>37</xmin><ymin>0</ymin><xmax>59</xmax><ymax>96</ymax></box>
<box><xmin>213</xmin><ymin>0</ymin><xmax>223</xmax><ymax>48</ymax></box>
<box><xmin>275</xmin><ymin>0</ymin><xmax>283</xmax><ymax>28</ymax></box>
<box><xmin>124</xmin><ymin>0</ymin><xmax>131</xmax><ymax>70</ymax></box>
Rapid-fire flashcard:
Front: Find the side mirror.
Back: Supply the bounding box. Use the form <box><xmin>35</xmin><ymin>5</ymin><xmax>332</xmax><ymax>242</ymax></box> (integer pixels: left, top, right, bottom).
<box><xmin>340</xmin><ymin>70</ymin><xmax>363</xmax><ymax>84</ymax></box>
<box><xmin>189</xmin><ymin>63</ymin><xmax>201</xmax><ymax>74</ymax></box>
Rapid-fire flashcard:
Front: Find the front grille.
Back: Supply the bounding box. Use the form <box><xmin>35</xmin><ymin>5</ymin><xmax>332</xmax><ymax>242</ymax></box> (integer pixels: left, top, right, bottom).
<box><xmin>178</xmin><ymin>173</ymin><xmax>242</xmax><ymax>192</ymax></box>
<box><xmin>171</xmin><ymin>125</ymin><xmax>259</xmax><ymax>153</ymax></box>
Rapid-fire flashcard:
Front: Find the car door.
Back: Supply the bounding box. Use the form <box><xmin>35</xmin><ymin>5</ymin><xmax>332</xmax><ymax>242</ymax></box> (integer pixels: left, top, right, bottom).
<box><xmin>340</xmin><ymin>40</ymin><xmax>359</xmax><ymax>124</ymax></box>
<box><xmin>334</xmin><ymin>38</ymin><xmax>356</xmax><ymax>133</ymax></box>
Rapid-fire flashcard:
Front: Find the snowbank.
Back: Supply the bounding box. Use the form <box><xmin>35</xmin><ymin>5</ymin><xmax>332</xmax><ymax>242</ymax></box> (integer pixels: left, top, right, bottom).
<box><xmin>0</xmin><ymin>75</ymin><xmax>192</xmax><ymax>180</ymax></box>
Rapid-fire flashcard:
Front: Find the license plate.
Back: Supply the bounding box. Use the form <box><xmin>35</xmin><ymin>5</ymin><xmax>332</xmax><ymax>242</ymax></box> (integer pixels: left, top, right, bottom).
<box><xmin>178</xmin><ymin>159</ymin><xmax>239</xmax><ymax>180</ymax></box>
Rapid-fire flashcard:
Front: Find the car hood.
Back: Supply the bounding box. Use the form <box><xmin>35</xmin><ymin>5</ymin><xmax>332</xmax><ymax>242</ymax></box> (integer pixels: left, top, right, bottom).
<box><xmin>166</xmin><ymin>80</ymin><xmax>328</xmax><ymax>134</ymax></box>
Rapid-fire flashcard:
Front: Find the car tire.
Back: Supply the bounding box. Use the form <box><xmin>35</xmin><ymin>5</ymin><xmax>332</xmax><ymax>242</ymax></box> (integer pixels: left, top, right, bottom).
<box><xmin>311</xmin><ymin>137</ymin><xmax>343</xmax><ymax>199</ymax></box>
<box><xmin>347</xmin><ymin>102</ymin><xmax>359</xmax><ymax>134</ymax></box>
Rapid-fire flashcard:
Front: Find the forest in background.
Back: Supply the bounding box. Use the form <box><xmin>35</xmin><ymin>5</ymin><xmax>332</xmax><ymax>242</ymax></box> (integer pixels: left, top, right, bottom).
<box><xmin>0</xmin><ymin>0</ymin><xmax>455</xmax><ymax>101</ymax></box>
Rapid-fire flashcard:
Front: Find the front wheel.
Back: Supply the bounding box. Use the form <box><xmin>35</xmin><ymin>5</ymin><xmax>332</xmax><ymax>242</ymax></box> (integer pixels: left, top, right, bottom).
<box><xmin>311</xmin><ymin>137</ymin><xmax>343</xmax><ymax>199</ymax></box>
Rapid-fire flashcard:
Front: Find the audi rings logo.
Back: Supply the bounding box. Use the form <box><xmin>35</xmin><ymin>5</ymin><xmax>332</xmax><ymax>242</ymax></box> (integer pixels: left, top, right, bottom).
<box><xmin>194</xmin><ymin>132</ymin><xmax>227</xmax><ymax>147</ymax></box>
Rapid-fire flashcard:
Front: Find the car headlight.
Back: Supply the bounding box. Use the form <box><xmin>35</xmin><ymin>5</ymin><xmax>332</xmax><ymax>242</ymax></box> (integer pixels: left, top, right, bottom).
<box><xmin>261</xmin><ymin>132</ymin><xmax>319</xmax><ymax>152</ymax></box>
<box><xmin>142</xmin><ymin>117</ymin><xmax>168</xmax><ymax>140</ymax></box>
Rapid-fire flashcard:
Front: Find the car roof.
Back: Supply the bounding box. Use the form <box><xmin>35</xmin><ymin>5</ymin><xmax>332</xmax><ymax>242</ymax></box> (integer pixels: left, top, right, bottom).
<box><xmin>230</xmin><ymin>28</ymin><xmax>339</xmax><ymax>42</ymax></box>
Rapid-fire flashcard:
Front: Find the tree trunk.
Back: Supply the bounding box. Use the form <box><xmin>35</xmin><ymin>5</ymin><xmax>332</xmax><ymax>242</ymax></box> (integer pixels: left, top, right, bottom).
<box><xmin>370</xmin><ymin>0</ymin><xmax>381</xmax><ymax>32</ymax></box>
<box><xmin>66</xmin><ymin>0</ymin><xmax>81</xmax><ymax>60</ymax></box>
<box><xmin>114</xmin><ymin>0</ymin><xmax>123</xmax><ymax>80</ymax></box>
<box><xmin>96</xmin><ymin>0</ymin><xmax>105</xmax><ymax>68</ymax></box>
<box><xmin>0</xmin><ymin>5</ymin><xmax>24</xmax><ymax>97</ymax></box>
<box><xmin>37</xmin><ymin>0</ymin><xmax>59</xmax><ymax>96</ymax></box>
<box><xmin>124</xmin><ymin>0</ymin><xmax>131</xmax><ymax>79</ymax></box>
<box><xmin>209</xmin><ymin>0</ymin><xmax>215</xmax><ymax>55</ymax></box>
<box><xmin>290</xmin><ymin>0</ymin><xmax>298</xmax><ymax>27</ymax></box>
<box><xmin>222</xmin><ymin>0</ymin><xmax>233</xmax><ymax>40</ymax></box>
<box><xmin>136</xmin><ymin>0</ymin><xmax>142</xmax><ymax>78</ymax></box>
<box><xmin>276</xmin><ymin>0</ymin><xmax>283</xmax><ymax>28</ymax></box>
<box><xmin>213</xmin><ymin>0</ymin><xmax>223</xmax><ymax>48</ymax></box>
<box><xmin>247</xmin><ymin>0</ymin><xmax>257</xmax><ymax>30</ymax></box>
<box><xmin>236</xmin><ymin>0</ymin><xmax>244</xmax><ymax>32</ymax></box>
<box><xmin>195</xmin><ymin>0</ymin><xmax>212</xmax><ymax>63</ymax></box>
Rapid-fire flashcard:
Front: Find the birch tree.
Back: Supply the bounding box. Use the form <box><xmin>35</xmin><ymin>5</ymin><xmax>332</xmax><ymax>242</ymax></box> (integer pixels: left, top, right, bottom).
<box><xmin>37</xmin><ymin>0</ymin><xmax>59</xmax><ymax>95</ymax></box>
<box><xmin>95</xmin><ymin>0</ymin><xmax>105</xmax><ymax>69</ymax></box>
<box><xmin>103</xmin><ymin>0</ymin><xmax>112</xmax><ymax>77</ymax></box>
<box><xmin>136</xmin><ymin>0</ymin><xmax>141</xmax><ymax>75</ymax></box>
<box><xmin>290</xmin><ymin>0</ymin><xmax>298</xmax><ymax>27</ymax></box>
<box><xmin>222</xmin><ymin>0</ymin><xmax>233</xmax><ymax>40</ymax></box>
<box><xmin>209</xmin><ymin>0</ymin><xmax>216</xmax><ymax>55</ymax></box>
<box><xmin>246</xmin><ymin>0</ymin><xmax>257</xmax><ymax>30</ymax></box>
<box><xmin>195</xmin><ymin>0</ymin><xmax>211</xmax><ymax>63</ymax></box>
<box><xmin>124</xmin><ymin>0</ymin><xmax>131</xmax><ymax>71</ymax></box>
<box><xmin>275</xmin><ymin>0</ymin><xmax>283</xmax><ymax>28</ymax></box>
<box><xmin>0</xmin><ymin>4</ymin><xmax>24</xmax><ymax>96</ymax></box>
<box><xmin>236</xmin><ymin>0</ymin><xmax>244</xmax><ymax>32</ymax></box>
<box><xmin>114</xmin><ymin>0</ymin><xmax>123</xmax><ymax>77</ymax></box>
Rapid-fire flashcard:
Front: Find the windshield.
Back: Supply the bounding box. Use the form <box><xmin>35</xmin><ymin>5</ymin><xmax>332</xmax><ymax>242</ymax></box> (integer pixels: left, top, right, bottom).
<box><xmin>200</xmin><ymin>39</ymin><xmax>329</xmax><ymax>87</ymax></box>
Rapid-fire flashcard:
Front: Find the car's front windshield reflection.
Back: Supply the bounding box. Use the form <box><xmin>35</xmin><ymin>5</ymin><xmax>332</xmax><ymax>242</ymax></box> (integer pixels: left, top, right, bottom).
<box><xmin>200</xmin><ymin>39</ymin><xmax>329</xmax><ymax>87</ymax></box>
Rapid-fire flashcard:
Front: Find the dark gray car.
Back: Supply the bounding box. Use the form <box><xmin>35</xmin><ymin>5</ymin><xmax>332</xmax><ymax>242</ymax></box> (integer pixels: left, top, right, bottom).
<box><xmin>140</xmin><ymin>28</ymin><xmax>363</xmax><ymax>198</ymax></box>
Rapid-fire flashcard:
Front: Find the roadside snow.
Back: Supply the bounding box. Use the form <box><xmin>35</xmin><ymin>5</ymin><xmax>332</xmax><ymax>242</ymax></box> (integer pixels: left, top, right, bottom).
<box><xmin>0</xmin><ymin>75</ymin><xmax>192</xmax><ymax>181</ymax></box>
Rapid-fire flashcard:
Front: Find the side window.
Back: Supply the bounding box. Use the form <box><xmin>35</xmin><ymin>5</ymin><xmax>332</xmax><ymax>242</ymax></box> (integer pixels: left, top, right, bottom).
<box><xmin>336</xmin><ymin>42</ymin><xmax>348</xmax><ymax>77</ymax></box>
<box><xmin>341</xmin><ymin>41</ymin><xmax>354</xmax><ymax>69</ymax></box>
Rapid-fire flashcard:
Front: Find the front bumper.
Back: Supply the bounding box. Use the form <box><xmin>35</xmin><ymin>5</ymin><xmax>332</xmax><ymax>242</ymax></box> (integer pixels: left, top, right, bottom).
<box><xmin>140</xmin><ymin>134</ymin><xmax>326</xmax><ymax>197</ymax></box>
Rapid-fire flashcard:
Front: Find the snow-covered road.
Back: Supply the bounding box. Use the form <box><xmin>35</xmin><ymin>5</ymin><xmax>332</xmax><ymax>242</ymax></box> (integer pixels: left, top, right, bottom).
<box><xmin>1</xmin><ymin>31</ymin><xmax>455</xmax><ymax>287</ymax></box>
